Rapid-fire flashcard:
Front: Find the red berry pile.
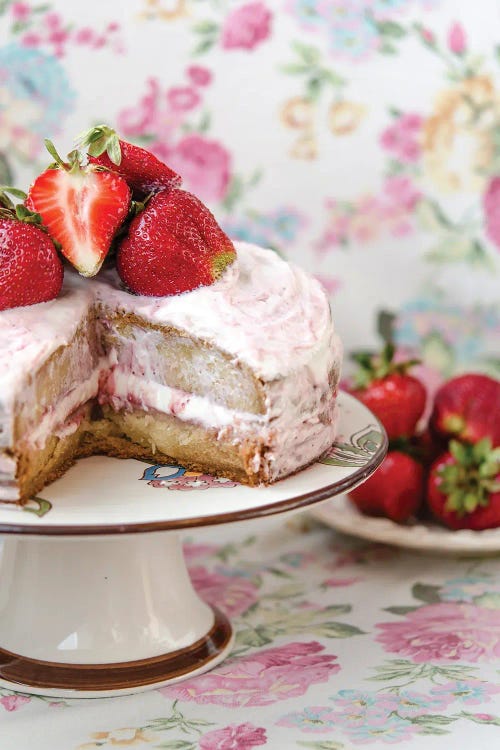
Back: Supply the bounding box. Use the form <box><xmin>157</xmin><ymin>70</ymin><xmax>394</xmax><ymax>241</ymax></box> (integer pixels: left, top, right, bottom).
<box><xmin>348</xmin><ymin>345</ymin><xmax>500</xmax><ymax>531</ymax></box>
<box><xmin>0</xmin><ymin>125</ymin><xmax>236</xmax><ymax>311</ymax></box>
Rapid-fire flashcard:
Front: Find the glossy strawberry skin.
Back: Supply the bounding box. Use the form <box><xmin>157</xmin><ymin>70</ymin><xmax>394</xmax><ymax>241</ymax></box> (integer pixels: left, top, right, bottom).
<box><xmin>0</xmin><ymin>218</ymin><xmax>63</xmax><ymax>311</ymax></box>
<box><xmin>117</xmin><ymin>189</ymin><xmax>236</xmax><ymax>297</ymax></box>
<box><xmin>352</xmin><ymin>373</ymin><xmax>427</xmax><ymax>440</ymax></box>
<box><xmin>89</xmin><ymin>139</ymin><xmax>181</xmax><ymax>197</ymax></box>
<box><xmin>427</xmin><ymin>452</ymin><xmax>500</xmax><ymax>530</ymax></box>
<box><xmin>349</xmin><ymin>451</ymin><xmax>424</xmax><ymax>523</ymax></box>
<box><xmin>430</xmin><ymin>374</ymin><xmax>500</xmax><ymax>447</ymax></box>
<box><xmin>26</xmin><ymin>167</ymin><xmax>131</xmax><ymax>277</ymax></box>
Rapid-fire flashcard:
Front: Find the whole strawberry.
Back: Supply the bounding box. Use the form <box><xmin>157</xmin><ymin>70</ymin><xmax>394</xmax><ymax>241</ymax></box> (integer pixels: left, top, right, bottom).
<box><xmin>79</xmin><ymin>124</ymin><xmax>181</xmax><ymax>197</ymax></box>
<box><xmin>0</xmin><ymin>188</ymin><xmax>63</xmax><ymax>311</ymax></box>
<box><xmin>350</xmin><ymin>344</ymin><xmax>427</xmax><ymax>440</ymax></box>
<box><xmin>427</xmin><ymin>439</ymin><xmax>500</xmax><ymax>530</ymax></box>
<box><xmin>117</xmin><ymin>188</ymin><xmax>236</xmax><ymax>297</ymax></box>
<box><xmin>430</xmin><ymin>373</ymin><xmax>500</xmax><ymax>447</ymax></box>
<box><xmin>349</xmin><ymin>451</ymin><xmax>424</xmax><ymax>523</ymax></box>
<box><xmin>26</xmin><ymin>140</ymin><xmax>131</xmax><ymax>277</ymax></box>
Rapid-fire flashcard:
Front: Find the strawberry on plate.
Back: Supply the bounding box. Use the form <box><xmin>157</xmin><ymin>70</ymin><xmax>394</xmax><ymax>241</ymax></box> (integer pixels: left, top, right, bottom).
<box><xmin>0</xmin><ymin>187</ymin><xmax>63</xmax><ymax>310</ymax></box>
<box><xmin>349</xmin><ymin>450</ymin><xmax>424</xmax><ymax>523</ymax></box>
<box><xmin>350</xmin><ymin>343</ymin><xmax>427</xmax><ymax>440</ymax></box>
<box><xmin>26</xmin><ymin>140</ymin><xmax>131</xmax><ymax>277</ymax></box>
<box><xmin>79</xmin><ymin>124</ymin><xmax>181</xmax><ymax>197</ymax></box>
<box><xmin>430</xmin><ymin>373</ymin><xmax>500</xmax><ymax>447</ymax></box>
<box><xmin>427</xmin><ymin>439</ymin><xmax>500</xmax><ymax>530</ymax></box>
<box><xmin>117</xmin><ymin>188</ymin><xmax>236</xmax><ymax>297</ymax></box>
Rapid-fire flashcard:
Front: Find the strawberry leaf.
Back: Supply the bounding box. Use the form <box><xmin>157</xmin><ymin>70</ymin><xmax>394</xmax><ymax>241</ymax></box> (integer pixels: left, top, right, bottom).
<box><xmin>107</xmin><ymin>135</ymin><xmax>122</xmax><ymax>165</ymax></box>
<box><xmin>77</xmin><ymin>124</ymin><xmax>122</xmax><ymax>165</ymax></box>
<box><xmin>0</xmin><ymin>186</ymin><xmax>27</xmax><ymax>201</ymax></box>
<box><xmin>350</xmin><ymin>340</ymin><xmax>420</xmax><ymax>388</ymax></box>
<box><xmin>44</xmin><ymin>139</ymin><xmax>66</xmax><ymax>169</ymax></box>
<box><xmin>15</xmin><ymin>204</ymin><xmax>42</xmax><ymax>224</ymax></box>
<box><xmin>438</xmin><ymin>438</ymin><xmax>500</xmax><ymax>516</ymax></box>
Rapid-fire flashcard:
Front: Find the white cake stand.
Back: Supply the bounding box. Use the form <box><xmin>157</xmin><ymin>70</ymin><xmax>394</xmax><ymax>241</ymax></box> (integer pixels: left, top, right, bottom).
<box><xmin>0</xmin><ymin>392</ymin><xmax>386</xmax><ymax>698</ymax></box>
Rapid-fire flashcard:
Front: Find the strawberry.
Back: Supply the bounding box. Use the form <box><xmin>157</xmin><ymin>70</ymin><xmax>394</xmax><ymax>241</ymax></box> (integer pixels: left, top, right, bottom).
<box><xmin>79</xmin><ymin>124</ymin><xmax>181</xmax><ymax>197</ymax></box>
<box><xmin>427</xmin><ymin>439</ymin><xmax>500</xmax><ymax>530</ymax></box>
<box><xmin>0</xmin><ymin>187</ymin><xmax>63</xmax><ymax>311</ymax></box>
<box><xmin>116</xmin><ymin>188</ymin><xmax>236</xmax><ymax>297</ymax></box>
<box><xmin>26</xmin><ymin>140</ymin><xmax>131</xmax><ymax>277</ymax></box>
<box><xmin>349</xmin><ymin>451</ymin><xmax>424</xmax><ymax>523</ymax></box>
<box><xmin>350</xmin><ymin>343</ymin><xmax>427</xmax><ymax>440</ymax></box>
<box><xmin>430</xmin><ymin>373</ymin><xmax>500</xmax><ymax>447</ymax></box>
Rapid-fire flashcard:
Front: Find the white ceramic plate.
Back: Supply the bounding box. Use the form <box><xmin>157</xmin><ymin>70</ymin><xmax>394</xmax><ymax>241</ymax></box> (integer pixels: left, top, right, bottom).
<box><xmin>311</xmin><ymin>494</ymin><xmax>500</xmax><ymax>556</ymax></box>
<box><xmin>0</xmin><ymin>392</ymin><xmax>387</xmax><ymax>536</ymax></box>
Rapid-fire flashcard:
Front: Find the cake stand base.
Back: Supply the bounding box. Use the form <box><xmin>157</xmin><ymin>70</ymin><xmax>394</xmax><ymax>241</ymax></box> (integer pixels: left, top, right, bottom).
<box><xmin>0</xmin><ymin>532</ymin><xmax>234</xmax><ymax>698</ymax></box>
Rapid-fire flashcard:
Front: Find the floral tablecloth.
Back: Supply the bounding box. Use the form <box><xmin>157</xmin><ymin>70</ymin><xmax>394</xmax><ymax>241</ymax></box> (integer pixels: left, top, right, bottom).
<box><xmin>1</xmin><ymin>515</ymin><xmax>499</xmax><ymax>750</ymax></box>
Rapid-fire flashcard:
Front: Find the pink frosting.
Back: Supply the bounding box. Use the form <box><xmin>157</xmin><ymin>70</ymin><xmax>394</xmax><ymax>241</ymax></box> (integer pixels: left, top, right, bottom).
<box><xmin>94</xmin><ymin>242</ymin><xmax>335</xmax><ymax>382</ymax></box>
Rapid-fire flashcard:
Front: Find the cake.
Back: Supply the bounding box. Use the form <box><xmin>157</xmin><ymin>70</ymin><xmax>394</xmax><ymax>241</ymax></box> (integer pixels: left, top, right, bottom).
<box><xmin>0</xmin><ymin>242</ymin><xmax>341</xmax><ymax>503</ymax></box>
<box><xmin>0</xmin><ymin>127</ymin><xmax>341</xmax><ymax>504</ymax></box>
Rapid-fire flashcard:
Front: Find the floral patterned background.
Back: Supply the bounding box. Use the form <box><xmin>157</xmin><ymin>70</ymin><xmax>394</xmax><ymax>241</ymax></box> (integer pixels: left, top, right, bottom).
<box><xmin>1</xmin><ymin>2</ymin><xmax>500</xmax><ymax>748</ymax></box>
<box><xmin>1</xmin><ymin>0</ymin><xmax>499</xmax><ymax>382</ymax></box>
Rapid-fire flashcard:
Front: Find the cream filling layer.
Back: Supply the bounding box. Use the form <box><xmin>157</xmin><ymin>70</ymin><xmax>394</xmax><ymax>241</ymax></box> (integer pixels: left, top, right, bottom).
<box><xmin>27</xmin><ymin>366</ymin><xmax>104</xmax><ymax>449</ymax></box>
<box><xmin>102</xmin><ymin>367</ymin><xmax>266</xmax><ymax>437</ymax></box>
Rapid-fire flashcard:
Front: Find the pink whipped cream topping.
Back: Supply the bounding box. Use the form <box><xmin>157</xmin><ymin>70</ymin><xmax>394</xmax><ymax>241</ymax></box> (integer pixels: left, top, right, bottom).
<box><xmin>94</xmin><ymin>242</ymin><xmax>335</xmax><ymax>382</ymax></box>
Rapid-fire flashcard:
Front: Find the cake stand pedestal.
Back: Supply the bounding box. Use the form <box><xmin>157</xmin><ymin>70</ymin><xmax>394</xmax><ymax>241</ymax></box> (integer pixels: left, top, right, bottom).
<box><xmin>0</xmin><ymin>533</ymin><xmax>232</xmax><ymax>697</ymax></box>
<box><xmin>0</xmin><ymin>392</ymin><xmax>386</xmax><ymax>698</ymax></box>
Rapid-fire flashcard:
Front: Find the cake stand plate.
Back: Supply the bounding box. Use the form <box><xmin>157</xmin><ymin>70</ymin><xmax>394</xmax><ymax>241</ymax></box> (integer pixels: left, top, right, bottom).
<box><xmin>0</xmin><ymin>392</ymin><xmax>386</xmax><ymax>698</ymax></box>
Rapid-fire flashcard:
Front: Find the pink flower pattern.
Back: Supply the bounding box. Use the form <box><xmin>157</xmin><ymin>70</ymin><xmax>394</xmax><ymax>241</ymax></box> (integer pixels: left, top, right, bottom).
<box><xmin>189</xmin><ymin>566</ymin><xmax>259</xmax><ymax>617</ymax></box>
<box><xmin>483</xmin><ymin>177</ymin><xmax>500</xmax><ymax>250</ymax></box>
<box><xmin>221</xmin><ymin>3</ymin><xmax>272</xmax><ymax>51</ymax></box>
<box><xmin>166</xmin><ymin>134</ymin><xmax>232</xmax><ymax>202</ymax></box>
<box><xmin>316</xmin><ymin>176</ymin><xmax>421</xmax><ymax>251</ymax></box>
<box><xmin>11</xmin><ymin>2</ymin><xmax>30</xmax><ymax>22</ymax></box>
<box><xmin>160</xmin><ymin>642</ymin><xmax>340</xmax><ymax>706</ymax></box>
<box><xmin>376</xmin><ymin>603</ymin><xmax>500</xmax><ymax>663</ymax></box>
<box><xmin>448</xmin><ymin>22</ymin><xmax>466</xmax><ymax>54</ymax></box>
<box><xmin>15</xmin><ymin>7</ymin><xmax>123</xmax><ymax>57</ymax></box>
<box><xmin>0</xmin><ymin>694</ymin><xmax>31</xmax><ymax>711</ymax></box>
<box><xmin>148</xmin><ymin>473</ymin><xmax>238</xmax><ymax>491</ymax></box>
<box><xmin>187</xmin><ymin>65</ymin><xmax>213</xmax><ymax>87</ymax></box>
<box><xmin>380</xmin><ymin>113</ymin><xmax>423</xmax><ymax>163</ymax></box>
<box><xmin>199</xmin><ymin>723</ymin><xmax>267</xmax><ymax>750</ymax></box>
<box><xmin>167</xmin><ymin>86</ymin><xmax>201</xmax><ymax>112</ymax></box>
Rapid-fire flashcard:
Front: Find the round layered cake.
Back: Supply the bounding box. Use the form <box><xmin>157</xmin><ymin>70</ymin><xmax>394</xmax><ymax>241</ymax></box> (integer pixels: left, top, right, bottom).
<box><xmin>0</xmin><ymin>242</ymin><xmax>342</xmax><ymax>503</ymax></box>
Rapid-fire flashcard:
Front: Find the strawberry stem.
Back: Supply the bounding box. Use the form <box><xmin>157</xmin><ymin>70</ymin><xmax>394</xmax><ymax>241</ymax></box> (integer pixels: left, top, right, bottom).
<box><xmin>44</xmin><ymin>139</ymin><xmax>67</xmax><ymax>169</ymax></box>
<box><xmin>438</xmin><ymin>438</ymin><xmax>500</xmax><ymax>516</ymax></box>
<box><xmin>351</xmin><ymin>341</ymin><xmax>421</xmax><ymax>389</ymax></box>
<box><xmin>0</xmin><ymin>185</ymin><xmax>59</xmax><ymax>249</ymax></box>
<box><xmin>77</xmin><ymin>124</ymin><xmax>122</xmax><ymax>166</ymax></box>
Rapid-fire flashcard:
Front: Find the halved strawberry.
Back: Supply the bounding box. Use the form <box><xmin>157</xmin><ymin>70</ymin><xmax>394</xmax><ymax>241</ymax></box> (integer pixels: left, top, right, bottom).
<box><xmin>79</xmin><ymin>124</ymin><xmax>181</xmax><ymax>197</ymax></box>
<box><xmin>116</xmin><ymin>188</ymin><xmax>236</xmax><ymax>296</ymax></box>
<box><xmin>26</xmin><ymin>141</ymin><xmax>131</xmax><ymax>277</ymax></box>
